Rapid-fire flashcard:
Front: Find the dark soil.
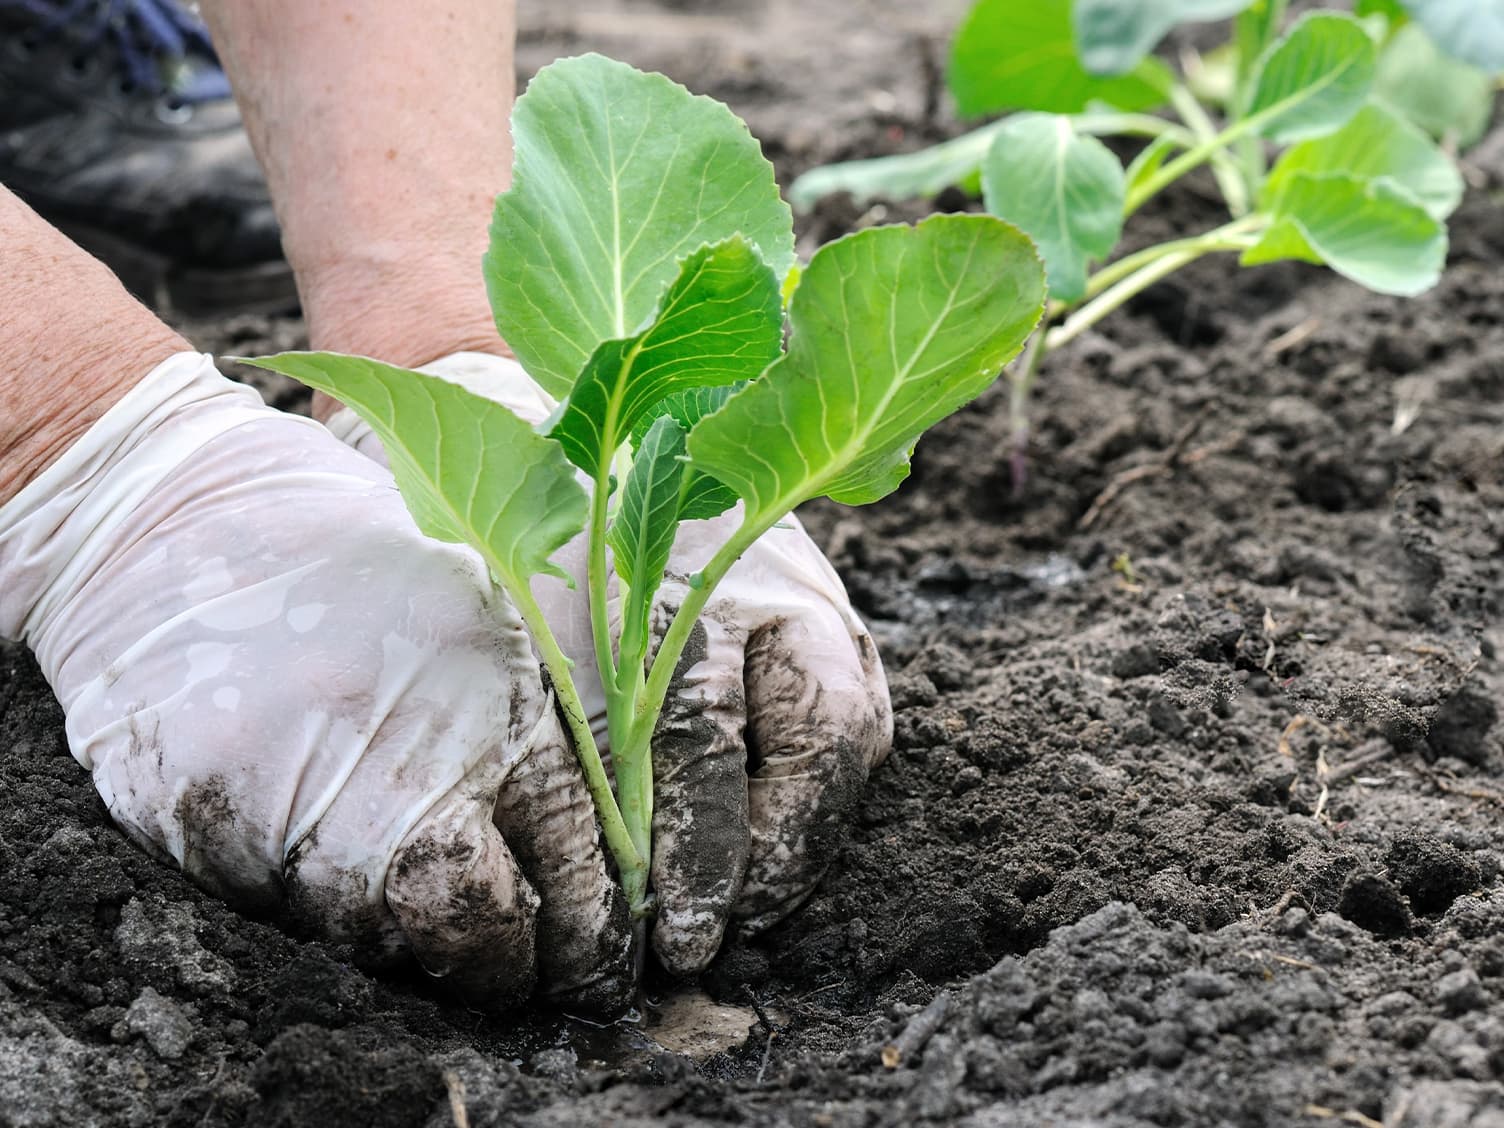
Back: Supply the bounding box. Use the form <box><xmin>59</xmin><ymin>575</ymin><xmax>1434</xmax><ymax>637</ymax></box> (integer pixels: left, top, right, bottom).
<box><xmin>5</xmin><ymin>2</ymin><xmax>1504</xmax><ymax>1125</ymax></box>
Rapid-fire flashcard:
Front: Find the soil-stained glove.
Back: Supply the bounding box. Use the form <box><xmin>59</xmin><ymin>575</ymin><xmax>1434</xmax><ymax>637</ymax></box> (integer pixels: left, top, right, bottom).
<box><xmin>0</xmin><ymin>352</ymin><xmax>630</xmax><ymax>1011</ymax></box>
<box><xmin>329</xmin><ymin>353</ymin><xmax>893</xmax><ymax>975</ymax></box>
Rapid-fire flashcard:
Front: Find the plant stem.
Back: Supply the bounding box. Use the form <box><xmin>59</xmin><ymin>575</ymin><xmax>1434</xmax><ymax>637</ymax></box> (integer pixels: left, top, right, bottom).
<box><xmin>1044</xmin><ymin>221</ymin><xmax>1262</xmax><ymax>353</ymax></box>
<box><xmin>1124</xmin><ymin>113</ymin><xmax>1260</xmax><ymax>215</ymax></box>
<box><xmin>587</xmin><ymin>466</ymin><xmax>619</xmax><ymax>692</ymax></box>
<box><xmin>634</xmin><ymin>517</ymin><xmax>768</xmax><ymax>753</ymax></box>
<box><xmin>1168</xmin><ymin>83</ymin><xmax>1249</xmax><ymax>217</ymax></box>
<box><xmin>508</xmin><ymin>586</ymin><xmax>647</xmax><ymax>910</ymax></box>
<box><xmin>1232</xmin><ymin>0</ymin><xmax>1286</xmax><ymax>204</ymax></box>
<box><xmin>1006</xmin><ymin>332</ymin><xmax>1046</xmax><ymax>495</ymax></box>
<box><xmin>1081</xmin><ymin>215</ymin><xmax>1264</xmax><ymax>302</ymax></box>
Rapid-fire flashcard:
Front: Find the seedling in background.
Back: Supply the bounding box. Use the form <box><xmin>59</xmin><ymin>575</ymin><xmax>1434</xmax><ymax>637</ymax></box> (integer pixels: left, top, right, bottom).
<box><xmin>791</xmin><ymin>0</ymin><xmax>1496</xmax><ymax>477</ymax></box>
<box><xmin>248</xmin><ymin>55</ymin><xmax>1046</xmax><ymax>923</ymax></box>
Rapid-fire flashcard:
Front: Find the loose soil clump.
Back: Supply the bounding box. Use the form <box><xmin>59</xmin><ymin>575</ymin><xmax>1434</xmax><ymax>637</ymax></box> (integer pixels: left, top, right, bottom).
<box><xmin>4</xmin><ymin>2</ymin><xmax>1504</xmax><ymax>1124</ymax></box>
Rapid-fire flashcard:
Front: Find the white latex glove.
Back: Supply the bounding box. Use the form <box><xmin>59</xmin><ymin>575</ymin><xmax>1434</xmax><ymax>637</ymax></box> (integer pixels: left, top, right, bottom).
<box><xmin>0</xmin><ymin>352</ymin><xmax>631</xmax><ymax>1011</ymax></box>
<box><xmin>329</xmin><ymin>353</ymin><xmax>893</xmax><ymax>975</ymax></box>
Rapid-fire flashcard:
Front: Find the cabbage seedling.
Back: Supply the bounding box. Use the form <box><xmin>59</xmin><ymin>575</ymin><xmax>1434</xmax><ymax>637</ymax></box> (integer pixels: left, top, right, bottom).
<box><xmin>791</xmin><ymin>1</ymin><xmax>1482</xmax><ymax>469</ymax></box>
<box><xmin>246</xmin><ymin>54</ymin><xmax>1047</xmax><ymax>922</ymax></box>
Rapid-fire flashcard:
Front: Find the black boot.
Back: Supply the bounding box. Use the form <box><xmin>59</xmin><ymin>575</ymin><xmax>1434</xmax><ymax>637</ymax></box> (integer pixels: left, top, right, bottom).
<box><xmin>0</xmin><ymin>0</ymin><xmax>295</xmax><ymax>315</ymax></box>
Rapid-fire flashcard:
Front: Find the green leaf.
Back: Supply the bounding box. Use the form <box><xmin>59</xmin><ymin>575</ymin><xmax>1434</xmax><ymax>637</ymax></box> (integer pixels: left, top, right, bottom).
<box><xmin>241</xmin><ymin>353</ymin><xmax>587</xmax><ymax>589</ymax></box>
<box><xmin>1374</xmin><ymin>24</ymin><xmax>1495</xmax><ymax>147</ymax></box>
<box><xmin>609</xmin><ymin>415</ymin><xmax>689</xmax><ymax>666</ymax></box>
<box><xmin>1264</xmin><ymin>101</ymin><xmax>1463</xmax><ymax>219</ymax></box>
<box><xmin>486</xmin><ymin>54</ymin><xmax>795</xmax><ymax>399</ymax></box>
<box><xmin>787</xmin><ymin>121</ymin><xmax>1003</xmax><ymax>211</ymax></box>
<box><xmin>1244</xmin><ymin>12</ymin><xmax>1376</xmax><ymax>142</ymax></box>
<box><xmin>549</xmin><ymin>237</ymin><xmax>782</xmax><ymax>478</ymax></box>
<box><xmin>1243</xmin><ymin>172</ymin><xmax>1446</xmax><ymax>295</ymax></box>
<box><xmin>633</xmin><ymin>385</ymin><xmax>742</xmax><ymax>522</ymax></box>
<box><xmin>981</xmin><ymin>114</ymin><xmax>1125</xmax><ymax>302</ymax></box>
<box><xmin>948</xmin><ymin>0</ymin><xmax>1172</xmax><ymax>118</ymax></box>
<box><xmin>1073</xmin><ymin>0</ymin><xmax>1254</xmax><ymax>76</ymax></box>
<box><xmin>1399</xmin><ymin>0</ymin><xmax>1504</xmax><ymax>72</ymax></box>
<box><xmin>689</xmin><ymin>214</ymin><xmax>1046</xmax><ymax>519</ymax></box>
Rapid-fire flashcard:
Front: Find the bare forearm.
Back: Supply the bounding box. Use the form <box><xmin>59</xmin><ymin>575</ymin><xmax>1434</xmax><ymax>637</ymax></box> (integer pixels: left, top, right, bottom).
<box><xmin>200</xmin><ymin>0</ymin><xmax>518</xmax><ymax>375</ymax></box>
<box><xmin>0</xmin><ymin>189</ymin><xmax>187</xmax><ymax>506</ymax></box>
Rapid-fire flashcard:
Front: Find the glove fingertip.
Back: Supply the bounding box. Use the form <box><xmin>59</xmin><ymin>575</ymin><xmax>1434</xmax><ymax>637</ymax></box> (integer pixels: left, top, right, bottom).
<box><xmin>653</xmin><ymin>902</ymin><xmax>731</xmax><ymax>977</ymax></box>
<box><xmin>386</xmin><ymin>813</ymin><xmax>540</xmax><ymax>1010</ymax></box>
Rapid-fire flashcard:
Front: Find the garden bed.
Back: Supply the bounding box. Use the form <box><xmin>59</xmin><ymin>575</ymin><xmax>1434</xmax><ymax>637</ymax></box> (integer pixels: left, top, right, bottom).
<box><xmin>3</xmin><ymin>1</ymin><xmax>1503</xmax><ymax>1124</ymax></box>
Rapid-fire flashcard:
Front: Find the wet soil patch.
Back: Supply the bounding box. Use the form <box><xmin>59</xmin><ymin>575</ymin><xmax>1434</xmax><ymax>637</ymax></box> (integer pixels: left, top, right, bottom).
<box><xmin>4</xmin><ymin>2</ymin><xmax>1504</xmax><ymax>1124</ymax></box>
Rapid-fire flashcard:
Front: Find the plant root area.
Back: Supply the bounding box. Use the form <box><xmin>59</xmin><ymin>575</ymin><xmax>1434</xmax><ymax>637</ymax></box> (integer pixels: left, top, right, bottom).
<box><xmin>5</xmin><ymin>2</ymin><xmax>1504</xmax><ymax>1125</ymax></box>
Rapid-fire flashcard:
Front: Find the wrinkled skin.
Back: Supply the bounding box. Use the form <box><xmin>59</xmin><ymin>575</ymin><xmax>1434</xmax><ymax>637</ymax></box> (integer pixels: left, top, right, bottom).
<box><xmin>331</xmin><ymin>352</ymin><xmax>894</xmax><ymax>976</ymax></box>
<box><xmin>0</xmin><ymin>352</ymin><xmax>632</xmax><ymax>1011</ymax></box>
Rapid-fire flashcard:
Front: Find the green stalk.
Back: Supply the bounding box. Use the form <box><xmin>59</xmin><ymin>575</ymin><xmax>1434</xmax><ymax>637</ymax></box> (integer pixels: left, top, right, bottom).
<box><xmin>1125</xmin><ymin>114</ymin><xmax>1261</xmax><ymax>215</ymax></box>
<box><xmin>601</xmin><ymin>518</ymin><xmax>774</xmax><ymax>919</ymax></box>
<box><xmin>632</xmin><ymin>515</ymin><xmax>769</xmax><ymax>757</ymax></box>
<box><xmin>1232</xmin><ymin>0</ymin><xmax>1286</xmax><ymax>204</ymax></box>
<box><xmin>587</xmin><ymin>467</ymin><xmax>619</xmax><ymax>693</ymax></box>
<box><xmin>1081</xmin><ymin>215</ymin><xmax>1264</xmax><ymax>302</ymax></box>
<box><xmin>1009</xmin><ymin>330</ymin><xmax>1047</xmax><ymax>437</ymax></box>
<box><xmin>1167</xmin><ymin>83</ymin><xmax>1249</xmax><ymax>217</ymax></box>
<box><xmin>508</xmin><ymin>585</ymin><xmax>648</xmax><ymax>911</ymax></box>
<box><xmin>1045</xmin><ymin>220</ymin><xmax>1264</xmax><ymax>352</ymax></box>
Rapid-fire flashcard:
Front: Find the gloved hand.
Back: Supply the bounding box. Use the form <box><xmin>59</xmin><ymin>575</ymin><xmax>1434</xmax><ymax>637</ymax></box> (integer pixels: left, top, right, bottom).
<box><xmin>328</xmin><ymin>353</ymin><xmax>893</xmax><ymax>975</ymax></box>
<box><xmin>0</xmin><ymin>352</ymin><xmax>631</xmax><ymax>1011</ymax></box>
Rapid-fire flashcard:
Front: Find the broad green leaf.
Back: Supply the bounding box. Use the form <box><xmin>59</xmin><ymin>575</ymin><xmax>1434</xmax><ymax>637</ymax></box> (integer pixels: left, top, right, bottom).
<box><xmin>1399</xmin><ymin>0</ymin><xmax>1504</xmax><ymax>72</ymax></box>
<box><xmin>1374</xmin><ymin>24</ymin><xmax>1494</xmax><ymax>147</ymax></box>
<box><xmin>486</xmin><ymin>54</ymin><xmax>795</xmax><ymax>398</ymax></box>
<box><xmin>1242</xmin><ymin>172</ymin><xmax>1445</xmax><ymax>295</ymax></box>
<box><xmin>1074</xmin><ymin>0</ymin><xmax>1254</xmax><ymax>76</ymax></box>
<box><xmin>949</xmin><ymin>0</ymin><xmax>1172</xmax><ymax>118</ymax></box>
<box><xmin>787</xmin><ymin>121</ymin><xmax>1003</xmax><ymax>211</ymax></box>
<box><xmin>550</xmin><ymin>237</ymin><xmax>782</xmax><ymax>477</ymax></box>
<box><xmin>242</xmin><ymin>353</ymin><xmax>586</xmax><ymax>589</ymax></box>
<box><xmin>632</xmin><ymin>385</ymin><xmax>742</xmax><ymax>522</ymax></box>
<box><xmin>1244</xmin><ymin>12</ymin><xmax>1376</xmax><ymax>142</ymax></box>
<box><xmin>981</xmin><ymin>114</ymin><xmax>1125</xmax><ymax>302</ymax></box>
<box><xmin>609</xmin><ymin>415</ymin><xmax>689</xmax><ymax>665</ymax></box>
<box><xmin>689</xmin><ymin>215</ymin><xmax>1046</xmax><ymax>518</ymax></box>
<box><xmin>1264</xmin><ymin>101</ymin><xmax>1463</xmax><ymax>219</ymax></box>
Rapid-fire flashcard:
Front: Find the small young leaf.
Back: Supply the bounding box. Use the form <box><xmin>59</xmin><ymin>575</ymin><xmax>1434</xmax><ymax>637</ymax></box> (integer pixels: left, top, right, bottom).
<box><xmin>633</xmin><ymin>385</ymin><xmax>742</xmax><ymax>521</ymax></box>
<box><xmin>1398</xmin><ymin>0</ymin><xmax>1504</xmax><ymax>72</ymax></box>
<box><xmin>1374</xmin><ymin>24</ymin><xmax>1494</xmax><ymax>148</ymax></box>
<box><xmin>486</xmin><ymin>54</ymin><xmax>795</xmax><ymax>398</ymax></box>
<box><xmin>1264</xmin><ymin>101</ymin><xmax>1463</xmax><ymax>220</ymax></box>
<box><xmin>609</xmin><ymin>415</ymin><xmax>689</xmax><ymax>666</ymax></box>
<box><xmin>981</xmin><ymin>114</ymin><xmax>1125</xmax><ymax>303</ymax></box>
<box><xmin>241</xmin><ymin>353</ymin><xmax>587</xmax><ymax>589</ymax></box>
<box><xmin>550</xmin><ymin>237</ymin><xmax>782</xmax><ymax>478</ymax></box>
<box><xmin>1243</xmin><ymin>172</ymin><xmax>1446</xmax><ymax>295</ymax></box>
<box><xmin>949</xmin><ymin>0</ymin><xmax>1171</xmax><ymax>118</ymax></box>
<box><xmin>1073</xmin><ymin>0</ymin><xmax>1254</xmax><ymax>77</ymax></box>
<box><xmin>787</xmin><ymin>121</ymin><xmax>1003</xmax><ymax>211</ymax></box>
<box><xmin>1244</xmin><ymin>12</ymin><xmax>1376</xmax><ymax>142</ymax></box>
<box><xmin>688</xmin><ymin>215</ymin><xmax>1046</xmax><ymax>520</ymax></box>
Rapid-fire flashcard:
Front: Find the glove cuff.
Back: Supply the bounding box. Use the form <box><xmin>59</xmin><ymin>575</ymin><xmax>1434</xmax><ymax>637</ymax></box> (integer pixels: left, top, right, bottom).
<box><xmin>0</xmin><ymin>351</ymin><xmax>302</xmax><ymax>643</ymax></box>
